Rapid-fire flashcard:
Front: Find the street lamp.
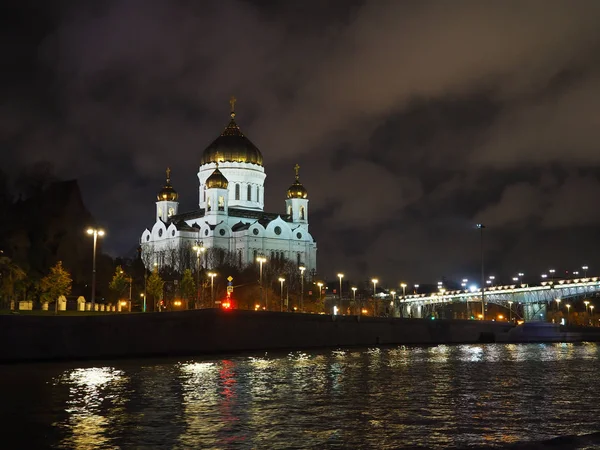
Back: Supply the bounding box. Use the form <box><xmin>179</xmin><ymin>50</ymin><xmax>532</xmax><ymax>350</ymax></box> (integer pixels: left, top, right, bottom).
<box><xmin>555</xmin><ymin>298</ymin><xmax>561</xmax><ymax>313</ymax></box>
<box><xmin>590</xmin><ymin>305</ymin><xmax>595</xmax><ymax>321</ymax></box>
<box><xmin>192</xmin><ymin>242</ymin><xmax>205</xmax><ymax>308</ymax></box>
<box><xmin>208</xmin><ymin>272</ymin><xmax>217</xmax><ymax>305</ymax></box>
<box><xmin>584</xmin><ymin>300</ymin><xmax>590</xmax><ymax>315</ymax></box>
<box><xmin>278</xmin><ymin>277</ymin><xmax>285</xmax><ymax>312</ymax></box>
<box><xmin>549</xmin><ymin>269</ymin><xmax>556</xmax><ymax>282</ymax></box>
<box><xmin>299</xmin><ymin>265</ymin><xmax>306</xmax><ymax>312</ymax></box>
<box><xmin>488</xmin><ymin>275</ymin><xmax>495</xmax><ymax>286</ymax></box>
<box><xmin>566</xmin><ymin>303</ymin><xmax>571</xmax><ymax>324</ymax></box>
<box><xmin>476</xmin><ymin>223</ymin><xmax>485</xmax><ymax>320</ymax></box>
<box><xmin>337</xmin><ymin>273</ymin><xmax>344</xmax><ymax>310</ymax></box>
<box><xmin>518</xmin><ymin>272</ymin><xmax>524</xmax><ymax>286</ymax></box>
<box><xmin>508</xmin><ymin>300</ymin><xmax>513</xmax><ymax>322</ymax></box>
<box><xmin>541</xmin><ymin>273</ymin><xmax>547</xmax><ymax>280</ymax></box>
<box><xmin>86</xmin><ymin>228</ymin><xmax>105</xmax><ymax>311</ymax></box>
<box><xmin>512</xmin><ymin>277</ymin><xmax>519</xmax><ymax>283</ymax></box>
<box><xmin>582</xmin><ymin>265</ymin><xmax>589</xmax><ymax>277</ymax></box>
<box><xmin>352</xmin><ymin>286</ymin><xmax>357</xmax><ymax>314</ymax></box>
<box><xmin>414</xmin><ymin>284</ymin><xmax>420</xmax><ymax>294</ymax></box>
<box><xmin>400</xmin><ymin>282</ymin><xmax>407</xmax><ymax>317</ymax></box>
<box><xmin>317</xmin><ymin>282</ymin><xmax>324</xmax><ymax>304</ymax></box>
<box><xmin>257</xmin><ymin>255</ymin><xmax>267</xmax><ymax>309</ymax></box>
<box><xmin>372</xmin><ymin>278</ymin><xmax>378</xmax><ymax>316</ymax></box>
<box><xmin>140</xmin><ymin>293</ymin><xmax>146</xmax><ymax>313</ymax></box>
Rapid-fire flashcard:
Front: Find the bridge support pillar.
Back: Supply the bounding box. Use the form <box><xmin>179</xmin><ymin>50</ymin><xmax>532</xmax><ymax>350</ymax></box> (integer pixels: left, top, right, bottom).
<box><xmin>524</xmin><ymin>303</ymin><xmax>547</xmax><ymax>322</ymax></box>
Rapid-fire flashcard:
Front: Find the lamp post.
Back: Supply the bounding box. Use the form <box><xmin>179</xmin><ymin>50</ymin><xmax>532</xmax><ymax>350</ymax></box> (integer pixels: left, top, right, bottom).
<box><xmin>299</xmin><ymin>265</ymin><xmax>306</xmax><ymax>312</ymax></box>
<box><xmin>317</xmin><ymin>282</ymin><xmax>323</xmax><ymax>305</ymax></box>
<box><xmin>192</xmin><ymin>242</ymin><xmax>205</xmax><ymax>308</ymax></box>
<box><xmin>508</xmin><ymin>300</ymin><xmax>513</xmax><ymax>322</ymax></box>
<box><xmin>476</xmin><ymin>223</ymin><xmax>485</xmax><ymax>320</ymax></box>
<box><xmin>140</xmin><ymin>293</ymin><xmax>146</xmax><ymax>314</ymax></box>
<box><xmin>584</xmin><ymin>300</ymin><xmax>590</xmax><ymax>315</ymax></box>
<box><xmin>86</xmin><ymin>228</ymin><xmax>105</xmax><ymax>311</ymax></box>
<box><xmin>371</xmin><ymin>278</ymin><xmax>378</xmax><ymax>316</ymax></box>
<box><xmin>278</xmin><ymin>277</ymin><xmax>285</xmax><ymax>312</ymax></box>
<box><xmin>555</xmin><ymin>298</ymin><xmax>561</xmax><ymax>321</ymax></box>
<box><xmin>590</xmin><ymin>305</ymin><xmax>595</xmax><ymax>325</ymax></box>
<box><xmin>566</xmin><ymin>303</ymin><xmax>571</xmax><ymax>325</ymax></box>
<box><xmin>352</xmin><ymin>287</ymin><xmax>357</xmax><ymax>314</ymax></box>
<box><xmin>337</xmin><ymin>273</ymin><xmax>344</xmax><ymax>312</ymax></box>
<box><xmin>549</xmin><ymin>269</ymin><xmax>556</xmax><ymax>283</ymax></box>
<box><xmin>400</xmin><ymin>282</ymin><xmax>407</xmax><ymax>317</ymax></box>
<box><xmin>518</xmin><ymin>272</ymin><xmax>524</xmax><ymax>286</ymax></box>
<box><xmin>414</xmin><ymin>284</ymin><xmax>419</xmax><ymax>294</ymax></box>
<box><xmin>582</xmin><ymin>265</ymin><xmax>589</xmax><ymax>277</ymax></box>
<box><xmin>208</xmin><ymin>272</ymin><xmax>216</xmax><ymax>305</ymax></box>
<box><xmin>257</xmin><ymin>255</ymin><xmax>267</xmax><ymax>309</ymax></box>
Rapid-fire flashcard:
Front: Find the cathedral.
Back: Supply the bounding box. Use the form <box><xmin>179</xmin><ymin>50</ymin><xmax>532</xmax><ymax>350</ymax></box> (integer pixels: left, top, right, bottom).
<box><xmin>140</xmin><ymin>99</ymin><xmax>317</xmax><ymax>275</ymax></box>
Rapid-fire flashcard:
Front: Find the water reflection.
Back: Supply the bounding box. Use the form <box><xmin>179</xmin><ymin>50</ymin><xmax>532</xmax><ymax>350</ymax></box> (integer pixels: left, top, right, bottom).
<box><xmin>53</xmin><ymin>367</ymin><xmax>126</xmax><ymax>449</ymax></box>
<box><xmin>4</xmin><ymin>343</ymin><xmax>597</xmax><ymax>449</ymax></box>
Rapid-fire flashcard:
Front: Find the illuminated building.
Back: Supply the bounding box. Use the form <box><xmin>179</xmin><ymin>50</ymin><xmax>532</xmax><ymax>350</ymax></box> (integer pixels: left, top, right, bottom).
<box><xmin>140</xmin><ymin>98</ymin><xmax>317</xmax><ymax>273</ymax></box>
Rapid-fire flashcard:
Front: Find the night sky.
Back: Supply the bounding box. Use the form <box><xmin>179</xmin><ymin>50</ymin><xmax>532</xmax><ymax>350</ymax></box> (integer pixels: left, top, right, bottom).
<box><xmin>3</xmin><ymin>0</ymin><xmax>600</xmax><ymax>287</ymax></box>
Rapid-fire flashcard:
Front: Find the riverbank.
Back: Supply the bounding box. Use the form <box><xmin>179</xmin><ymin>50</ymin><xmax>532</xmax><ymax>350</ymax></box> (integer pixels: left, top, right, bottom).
<box><xmin>2</xmin><ymin>309</ymin><xmax>600</xmax><ymax>363</ymax></box>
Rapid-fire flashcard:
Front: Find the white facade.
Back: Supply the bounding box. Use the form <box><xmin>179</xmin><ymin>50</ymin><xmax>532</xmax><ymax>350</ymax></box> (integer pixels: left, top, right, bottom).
<box><xmin>140</xmin><ymin>108</ymin><xmax>317</xmax><ymax>274</ymax></box>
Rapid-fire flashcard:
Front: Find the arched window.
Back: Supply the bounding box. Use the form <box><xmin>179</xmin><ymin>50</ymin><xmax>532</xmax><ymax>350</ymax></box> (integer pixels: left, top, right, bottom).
<box><xmin>218</xmin><ymin>196</ymin><xmax>225</xmax><ymax>211</ymax></box>
<box><xmin>300</xmin><ymin>206</ymin><xmax>305</xmax><ymax>220</ymax></box>
<box><xmin>288</xmin><ymin>205</ymin><xmax>292</xmax><ymax>216</ymax></box>
<box><xmin>247</xmin><ymin>184</ymin><xmax>252</xmax><ymax>201</ymax></box>
<box><xmin>235</xmin><ymin>184</ymin><xmax>240</xmax><ymax>200</ymax></box>
<box><xmin>207</xmin><ymin>198</ymin><xmax>211</xmax><ymax>211</ymax></box>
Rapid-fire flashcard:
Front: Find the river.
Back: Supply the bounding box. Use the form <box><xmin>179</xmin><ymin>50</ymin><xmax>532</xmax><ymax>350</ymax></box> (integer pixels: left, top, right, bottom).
<box><xmin>1</xmin><ymin>343</ymin><xmax>599</xmax><ymax>449</ymax></box>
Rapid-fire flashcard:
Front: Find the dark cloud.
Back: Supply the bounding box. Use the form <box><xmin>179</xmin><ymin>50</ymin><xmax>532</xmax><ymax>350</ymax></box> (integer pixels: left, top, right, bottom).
<box><xmin>3</xmin><ymin>0</ymin><xmax>600</xmax><ymax>287</ymax></box>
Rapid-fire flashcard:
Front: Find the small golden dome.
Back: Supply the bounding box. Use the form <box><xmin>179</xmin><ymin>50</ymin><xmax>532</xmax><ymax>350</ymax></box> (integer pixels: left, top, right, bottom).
<box><xmin>157</xmin><ymin>167</ymin><xmax>178</xmax><ymax>201</ymax></box>
<box><xmin>206</xmin><ymin>165</ymin><xmax>229</xmax><ymax>189</ymax></box>
<box><xmin>286</xmin><ymin>163</ymin><xmax>308</xmax><ymax>199</ymax></box>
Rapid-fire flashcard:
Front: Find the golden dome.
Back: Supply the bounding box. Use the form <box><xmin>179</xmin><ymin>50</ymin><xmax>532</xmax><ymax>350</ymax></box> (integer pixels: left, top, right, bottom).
<box><xmin>286</xmin><ymin>163</ymin><xmax>308</xmax><ymax>199</ymax></box>
<box><xmin>206</xmin><ymin>165</ymin><xmax>229</xmax><ymax>189</ymax></box>
<box><xmin>200</xmin><ymin>98</ymin><xmax>263</xmax><ymax>166</ymax></box>
<box><xmin>157</xmin><ymin>167</ymin><xmax>178</xmax><ymax>201</ymax></box>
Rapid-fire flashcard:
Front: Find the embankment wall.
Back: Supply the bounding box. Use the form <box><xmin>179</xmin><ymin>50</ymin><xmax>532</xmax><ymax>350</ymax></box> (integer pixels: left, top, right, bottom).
<box><xmin>0</xmin><ymin>309</ymin><xmax>518</xmax><ymax>363</ymax></box>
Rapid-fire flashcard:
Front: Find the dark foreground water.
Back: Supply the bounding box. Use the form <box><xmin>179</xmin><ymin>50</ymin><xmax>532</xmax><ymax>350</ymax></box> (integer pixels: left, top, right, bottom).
<box><xmin>1</xmin><ymin>343</ymin><xmax>599</xmax><ymax>449</ymax></box>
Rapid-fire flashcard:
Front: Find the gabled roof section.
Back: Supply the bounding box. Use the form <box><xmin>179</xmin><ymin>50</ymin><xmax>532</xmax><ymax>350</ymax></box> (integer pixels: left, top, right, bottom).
<box><xmin>229</xmin><ymin>207</ymin><xmax>292</xmax><ymax>222</ymax></box>
<box><xmin>231</xmin><ymin>221</ymin><xmax>251</xmax><ymax>232</ymax></box>
<box><xmin>169</xmin><ymin>209</ymin><xmax>205</xmax><ymax>223</ymax></box>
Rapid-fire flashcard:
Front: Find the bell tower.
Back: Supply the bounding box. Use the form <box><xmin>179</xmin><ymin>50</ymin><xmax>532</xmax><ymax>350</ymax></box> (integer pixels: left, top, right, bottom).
<box><xmin>285</xmin><ymin>164</ymin><xmax>308</xmax><ymax>224</ymax></box>
<box><xmin>156</xmin><ymin>167</ymin><xmax>179</xmax><ymax>222</ymax></box>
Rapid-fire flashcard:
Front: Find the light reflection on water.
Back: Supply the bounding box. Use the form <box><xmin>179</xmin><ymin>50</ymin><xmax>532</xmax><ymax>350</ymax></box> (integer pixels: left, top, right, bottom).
<box><xmin>2</xmin><ymin>343</ymin><xmax>599</xmax><ymax>449</ymax></box>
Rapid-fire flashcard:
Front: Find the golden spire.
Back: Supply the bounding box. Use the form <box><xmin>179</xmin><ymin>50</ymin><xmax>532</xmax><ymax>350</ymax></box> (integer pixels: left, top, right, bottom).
<box><xmin>294</xmin><ymin>163</ymin><xmax>300</xmax><ymax>181</ymax></box>
<box><xmin>166</xmin><ymin>167</ymin><xmax>171</xmax><ymax>184</ymax></box>
<box><xmin>229</xmin><ymin>95</ymin><xmax>237</xmax><ymax>119</ymax></box>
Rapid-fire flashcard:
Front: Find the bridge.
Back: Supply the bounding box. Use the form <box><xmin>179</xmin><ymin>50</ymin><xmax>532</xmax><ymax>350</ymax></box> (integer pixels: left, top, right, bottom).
<box><xmin>397</xmin><ymin>277</ymin><xmax>600</xmax><ymax>321</ymax></box>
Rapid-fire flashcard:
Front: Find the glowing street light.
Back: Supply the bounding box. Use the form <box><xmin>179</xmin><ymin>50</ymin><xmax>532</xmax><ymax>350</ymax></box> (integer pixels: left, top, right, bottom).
<box><xmin>582</xmin><ymin>265</ymin><xmax>589</xmax><ymax>277</ymax></box>
<box><xmin>192</xmin><ymin>242</ymin><xmax>205</xmax><ymax>308</ymax></box>
<box><xmin>518</xmin><ymin>272</ymin><xmax>524</xmax><ymax>285</ymax></box>
<box><xmin>299</xmin><ymin>265</ymin><xmax>306</xmax><ymax>312</ymax></box>
<box><xmin>476</xmin><ymin>223</ymin><xmax>486</xmax><ymax>320</ymax></box>
<box><xmin>140</xmin><ymin>293</ymin><xmax>146</xmax><ymax>313</ymax></box>
<box><xmin>414</xmin><ymin>284</ymin><xmax>420</xmax><ymax>294</ymax></box>
<box><xmin>555</xmin><ymin>298</ymin><xmax>561</xmax><ymax>312</ymax></box>
<box><xmin>508</xmin><ymin>300</ymin><xmax>513</xmax><ymax>322</ymax></box>
<box><xmin>566</xmin><ymin>303</ymin><xmax>571</xmax><ymax>324</ymax></box>
<box><xmin>352</xmin><ymin>286</ymin><xmax>358</xmax><ymax>314</ymax></box>
<box><xmin>278</xmin><ymin>277</ymin><xmax>285</xmax><ymax>312</ymax></box>
<box><xmin>584</xmin><ymin>300</ymin><xmax>590</xmax><ymax>314</ymax></box>
<box><xmin>317</xmin><ymin>282</ymin><xmax>324</xmax><ymax>303</ymax></box>
<box><xmin>337</xmin><ymin>273</ymin><xmax>344</xmax><ymax>303</ymax></box>
<box><xmin>372</xmin><ymin>278</ymin><xmax>378</xmax><ymax>316</ymax></box>
<box><xmin>86</xmin><ymin>228</ymin><xmax>105</xmax><ymax>312</ymax></box>
<box><xmin>541</xmin><ymin>273</ymin><xmax>548</xmax><ymax>280</ymax></box>
<box><xmin>256</xmin><ymin>255</ymin><xmax>267</xmax><ymax>309</ymax></box>
<box><xmin>208</xmin><ymin>272</ymin><xmax>217</xmax><ymax>305</ymax></box>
